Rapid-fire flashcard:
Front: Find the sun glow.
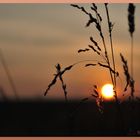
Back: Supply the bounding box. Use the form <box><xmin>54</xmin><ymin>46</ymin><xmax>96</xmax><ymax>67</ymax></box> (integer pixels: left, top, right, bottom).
<box><xmin>101</xmin><ymin>84</ymin><xmax>114</xmax><ymax>99</ymax></box>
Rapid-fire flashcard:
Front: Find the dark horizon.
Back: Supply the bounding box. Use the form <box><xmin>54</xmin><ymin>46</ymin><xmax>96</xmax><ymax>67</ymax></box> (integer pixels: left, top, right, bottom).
<box><xmin>0</xmin><ymin>100</ymin><xmax>140</xmax><ymax>136</ymax></box>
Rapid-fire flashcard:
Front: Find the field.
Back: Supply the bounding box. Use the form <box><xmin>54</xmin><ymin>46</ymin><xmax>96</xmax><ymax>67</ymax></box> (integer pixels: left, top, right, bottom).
<box><xmin>0</xmin><ymin>100</ymin><xmax>140</xmax><ymax>136</ymax></box>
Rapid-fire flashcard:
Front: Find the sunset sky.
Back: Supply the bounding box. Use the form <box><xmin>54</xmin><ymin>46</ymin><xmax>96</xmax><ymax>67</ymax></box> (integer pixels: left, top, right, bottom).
<box><xmin>0</xmin><ymin>4</ymin><xmax>140</xmax><ymax>100</ymax></box>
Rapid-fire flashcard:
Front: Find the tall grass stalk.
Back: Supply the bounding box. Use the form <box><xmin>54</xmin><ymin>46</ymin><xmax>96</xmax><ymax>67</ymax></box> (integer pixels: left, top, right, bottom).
<box><xmin>0</xmin><ymin>48</ymin><xmax>18</xmax><ymax>99</ymax></box>
<box><xmin>91</xmin><ymin>4</ymin><xmax>115</xmax><ymax>89</ymax></box>
<box><xmin>105</xmin><ymin>4</ymin><xmax>116</xmax><ymax>88</ymax></box>
<box><xmin>104</xmin><ymin>3</ymin><xmax>125</xmax><ymax>130</ymax></box>
<box><xmin>128</xmin><ymin>3</ymin><xmax>135</xmax><ymax>79</ymax></box>
<box><xmin>128</xmin><ymin>3</ymin><xmax>135</xmax><ymax>134</ymax></box>
<box><xmin>131</xmin><ymin>35</ymin><xmax>134</xmax><ymax>78</ymax></box>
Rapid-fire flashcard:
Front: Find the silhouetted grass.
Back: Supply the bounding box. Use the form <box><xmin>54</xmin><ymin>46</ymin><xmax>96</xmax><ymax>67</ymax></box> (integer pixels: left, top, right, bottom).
<box><xmin>128</xmin><ymin>4</ymin><xmax>135</xmax><ymax>79</ymax></box>
<box><xmin>44</xmin><ymin>63</ymin><xmax>74</xmax><ymax>102</ymax></box>
<box><xmin>70</xmin><ymin>3</ymin><xmax>120</xmax><ymax>113</ymax></box>
<box><xmin>44</xmin><ymin>3</ymin><xmax>138</xmax><ymax>135</ymax></box>
<box><xmin>0</xmin><ymin>48</ymin><xmax>18</xmax><ymax>99</ymax></box>
<box><xmin>128</xmin><ymin>3</ymin><xmax>135</xmax><ymax>98</ymax></box>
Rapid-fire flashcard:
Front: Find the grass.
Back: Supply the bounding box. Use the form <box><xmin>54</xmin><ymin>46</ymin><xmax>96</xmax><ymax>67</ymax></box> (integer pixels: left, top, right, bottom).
<box><xmin>0</xmin><ymin>48</ymin><xmax>18</xmax><ymax>99</ymax></box>
<box><xmin>44</xmin><ymin>3</ymin><xmax>139</xmax><ymax>135</ymax></box>
<box><xmin>0</xmin><ymin>3</ymin><xmax>138</xmax><ymax>136</ymax></box>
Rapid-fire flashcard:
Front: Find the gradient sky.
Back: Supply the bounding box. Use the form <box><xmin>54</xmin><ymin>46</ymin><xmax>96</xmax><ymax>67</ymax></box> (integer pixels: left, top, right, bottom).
<box><xmin>0</xmin><ymin>4</ymin><xmax>140</xmax><ymax>100</ymax></box>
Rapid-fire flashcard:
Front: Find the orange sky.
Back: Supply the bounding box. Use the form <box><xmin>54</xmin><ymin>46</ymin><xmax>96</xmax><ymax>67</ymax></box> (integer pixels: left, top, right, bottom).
<box><xmin>0</xmin><ymin>4</ymin><xmax>140</xmax><ymax>100</ymax></box>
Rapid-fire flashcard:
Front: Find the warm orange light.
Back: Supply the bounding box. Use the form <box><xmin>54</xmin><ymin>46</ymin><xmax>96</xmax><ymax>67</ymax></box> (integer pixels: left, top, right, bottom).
<box><xmin>101</xmin><ymin>84</ymin><xmax>114</xmax><ymax>99</ymax></box>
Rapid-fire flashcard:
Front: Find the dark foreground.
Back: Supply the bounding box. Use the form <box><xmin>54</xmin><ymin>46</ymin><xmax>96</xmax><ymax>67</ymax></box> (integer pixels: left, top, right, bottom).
<box><xmin>0</xmin><ymin>100</ymin><xmax>140</xmax><ymax>136</ymax></box>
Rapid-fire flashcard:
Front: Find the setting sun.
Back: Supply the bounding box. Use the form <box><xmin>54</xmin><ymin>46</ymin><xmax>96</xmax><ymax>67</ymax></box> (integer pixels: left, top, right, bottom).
<box><xmin>101</xmin><ymin>84</ymin><xmax>114</xmax><ymax>99</ymax></box>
